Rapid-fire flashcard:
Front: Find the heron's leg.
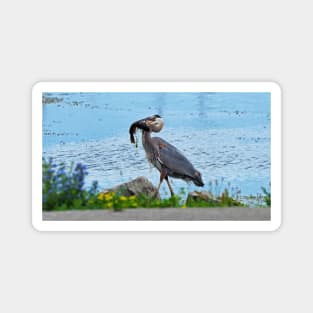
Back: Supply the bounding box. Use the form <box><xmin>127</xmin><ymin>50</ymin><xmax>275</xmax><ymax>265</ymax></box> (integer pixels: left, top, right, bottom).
<box><xmin>165</xmin><ymin>176</ymin><xmax>175</xmax><ymax>197</ymax></box>
<box><xmin>156</xmin><ymin>169</ymin><xmax>167</xmax><ymax>197</ymax></box>
<box><xmin>156</xmin><ymin>181</ymin><xmax>162</xmax><ymax>194</ymax></box>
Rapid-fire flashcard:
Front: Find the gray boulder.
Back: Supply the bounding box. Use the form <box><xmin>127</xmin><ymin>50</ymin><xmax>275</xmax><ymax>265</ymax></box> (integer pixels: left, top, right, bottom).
<box><xmin>187</xmin><ymin>191</ymin><xmax>220</xmax><ymax>205</ymax></box>
<box><xmin>103</xmin><ymin>176</ymin><xmax>160</xmax><ymax>199</ymax></box>
<box><xmin>186</xmin><ymin>190</ymin><xmax>243</xmax><ymax>207</ymax></box>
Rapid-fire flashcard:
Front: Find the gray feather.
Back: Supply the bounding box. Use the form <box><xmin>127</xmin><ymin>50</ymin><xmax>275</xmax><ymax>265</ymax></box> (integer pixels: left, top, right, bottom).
<box><xmin>151</xmin><ymin>137</ymin><xmax>197</xmax><ymax>180</ymax></box>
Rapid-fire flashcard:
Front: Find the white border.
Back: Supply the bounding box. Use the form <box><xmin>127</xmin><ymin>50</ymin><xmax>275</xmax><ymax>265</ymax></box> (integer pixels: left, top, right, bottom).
<box><xmin>32</xmin><ymin>82</ymin><xmax>281</xmax><ymax>231</ymax></box>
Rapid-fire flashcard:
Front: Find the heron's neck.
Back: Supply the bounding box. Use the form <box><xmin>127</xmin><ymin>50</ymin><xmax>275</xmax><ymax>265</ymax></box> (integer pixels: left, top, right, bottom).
<box><xmin>142</xmin><ymin>130</ymin><xmax>152</xmax><ymax>146</ymax></box>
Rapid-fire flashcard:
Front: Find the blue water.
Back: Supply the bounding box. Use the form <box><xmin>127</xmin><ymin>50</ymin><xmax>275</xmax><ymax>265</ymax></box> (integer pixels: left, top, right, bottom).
<box><xmin>43</xmin><ymin>92</ymin><xmax>271</xmax><ymax>197</ymax></box>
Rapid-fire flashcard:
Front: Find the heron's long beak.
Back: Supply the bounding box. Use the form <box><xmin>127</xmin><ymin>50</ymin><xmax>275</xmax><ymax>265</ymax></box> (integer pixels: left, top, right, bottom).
<box><xmin>129</xmin><ymin>118</ymin><xmax>150</xmax><ymax>144</ymax></box>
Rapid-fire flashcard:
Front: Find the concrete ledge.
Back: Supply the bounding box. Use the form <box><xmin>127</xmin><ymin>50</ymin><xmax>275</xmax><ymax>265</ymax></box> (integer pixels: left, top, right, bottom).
<box><xmin>43</xmin><ymin>207</ymin><xmax>270</xmax><ymax>221</ymax></box>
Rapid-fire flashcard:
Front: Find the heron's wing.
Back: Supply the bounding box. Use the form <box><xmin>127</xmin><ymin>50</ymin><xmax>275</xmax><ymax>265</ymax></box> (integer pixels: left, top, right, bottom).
<box><xmin>152</xmin><ymin>137</ymin><xmax>197</xmax><ymax>178</ymax></box>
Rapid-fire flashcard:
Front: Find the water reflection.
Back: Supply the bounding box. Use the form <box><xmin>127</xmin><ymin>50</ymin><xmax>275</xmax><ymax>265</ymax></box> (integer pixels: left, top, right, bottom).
<box><xmin>197</xmin><ymin>93</ymin><xmax>208</xmax><ymax>119</ymax></box>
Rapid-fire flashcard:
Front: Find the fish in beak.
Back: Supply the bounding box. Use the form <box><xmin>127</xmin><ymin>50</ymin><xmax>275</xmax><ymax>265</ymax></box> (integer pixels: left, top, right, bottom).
<box><xmin>129</xmin><ymin>117</ymin><xmax>150</xmax><ymax>144</ymax></box>
<box><xmin>129</xmin><ymin>115</ymin><xmax>162</xmax><ymax>144</ymax></box>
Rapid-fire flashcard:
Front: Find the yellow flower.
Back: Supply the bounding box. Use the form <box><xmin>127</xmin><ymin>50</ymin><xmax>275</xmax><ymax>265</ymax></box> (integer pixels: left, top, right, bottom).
<box><xmin>119</xmin><ymin>196</ymin><xmax>127</xmax><ymax>201</ymax></box>
<box><xmin>129</xmin><ymin>195</ymin><xmax>137</xmax><ymax>200</ymax></box>
<box><xmin>104</xmin><ymin>193</ymin><xmax>113</xmax><ymax>201</ymax></box>
<box><xmin>97</xmin><ymin>193</ymin><xmax>105</xmax><ymax>201</ymax></box>
<box><xmin>98</xmin><ymin>191</ymin><xmax>115</xmax><ymax>201</ymax></box>
<box><xmin>106</xmin><ymin>202</ymin><xmax>113</xmax><ymax>208</ymax></box>
<box><xmin>181</xmin><ymin>205</ymin><xmax>187</xmax><ymax>208</ymax></box>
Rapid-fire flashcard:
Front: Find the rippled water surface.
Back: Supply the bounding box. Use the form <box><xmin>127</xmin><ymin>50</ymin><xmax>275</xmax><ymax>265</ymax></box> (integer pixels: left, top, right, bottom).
<box><xmin>43</xmin><ymin>92</ymin><xmax>270</xmax><ymax>197</ymax></box>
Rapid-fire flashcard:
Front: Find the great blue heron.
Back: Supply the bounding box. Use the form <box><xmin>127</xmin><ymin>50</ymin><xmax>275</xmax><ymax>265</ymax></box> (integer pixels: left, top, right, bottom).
<box><xmin>129</xmin><ymin>114</ymin><xmax>204</xmax><ymax>196</ymax></box>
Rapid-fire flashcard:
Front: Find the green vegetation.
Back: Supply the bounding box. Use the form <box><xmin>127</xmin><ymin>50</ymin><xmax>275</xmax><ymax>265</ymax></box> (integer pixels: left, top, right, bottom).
<box><xmin>42</xmin><ymin>158</ymin><xmax>183</xmax><ymax>211</ymax></box>
<box><xmin>43</xmin><ymin>158</ymin><xmax>98</xmax><ymax>211</ymax></box>
<box><xmin>43</xmin><ymin>159</ymin><xmax>269</xmax><ymax>211</ymax></box>
<box><xmin>261</xmin><ymin>186</ymin><xmax>271</xmax><ymax>206</ymax></box>
<box><xmin>93</xmin><ymin>192</ymin><xmax>182</xmax><ymax>211</ymax></box>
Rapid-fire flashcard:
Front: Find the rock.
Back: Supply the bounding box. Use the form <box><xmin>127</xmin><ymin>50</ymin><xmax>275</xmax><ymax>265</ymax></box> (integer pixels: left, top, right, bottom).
<box><xmin>186</xmin><ymin>191</ymin><xmax>220</xmax><ymax>205</ymax></box>
<box><xmin>186</xmin><ymin>190</ymin><xmax>243</xmax><ymax>207</ymax></box>
<box><xmin>103</xmin><ymin>176</ymin><xmax>160</xmax><ymax>199</ymax></box>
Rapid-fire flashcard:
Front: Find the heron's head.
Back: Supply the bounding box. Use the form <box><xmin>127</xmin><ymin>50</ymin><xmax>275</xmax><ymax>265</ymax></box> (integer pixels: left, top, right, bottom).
<box><xmin>129</xmin><ymin>114</ymin><xmax>164</xmax><ymax>143</ymax></box>
<box><xmin>193</xmin><ymin>170</ymin><xmax>205</xmax><ymax>187</ymax></box>
<box><xmin>145</xmin><ymin>114</ymin><xmax>164</xmax><ymax>132</ymax></box>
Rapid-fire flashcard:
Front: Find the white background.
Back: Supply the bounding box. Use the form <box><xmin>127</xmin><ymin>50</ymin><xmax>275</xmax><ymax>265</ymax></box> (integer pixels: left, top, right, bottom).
<box><xmin>0</xmin><ymin>0</ymin><xmax>311</xmax><ymax>312</ymax></box>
